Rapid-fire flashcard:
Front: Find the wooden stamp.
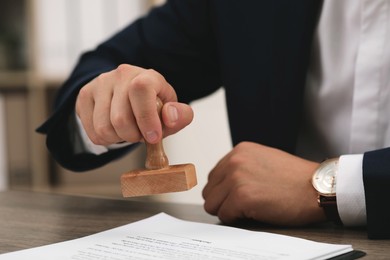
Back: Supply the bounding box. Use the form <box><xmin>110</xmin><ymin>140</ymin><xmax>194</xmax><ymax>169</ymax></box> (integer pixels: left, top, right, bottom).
<box><xmin>121</xmin><ymin>100</ymin><xmax>197</xmax><ymax>197</ymax></box>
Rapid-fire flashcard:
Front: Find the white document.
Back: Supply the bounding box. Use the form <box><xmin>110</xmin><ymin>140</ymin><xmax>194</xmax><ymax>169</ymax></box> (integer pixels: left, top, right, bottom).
<box><xmin>0</xmin><ymin>213</ymin><xmax>353</xmax><ymax>260</ymax></box>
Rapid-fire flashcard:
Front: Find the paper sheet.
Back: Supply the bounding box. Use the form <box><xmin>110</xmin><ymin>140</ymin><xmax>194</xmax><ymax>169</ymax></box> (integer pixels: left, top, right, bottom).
<box><xmin>0</xmin><ymin>213</ymin><xmax>352</xmax><ymax>260</ymax></box>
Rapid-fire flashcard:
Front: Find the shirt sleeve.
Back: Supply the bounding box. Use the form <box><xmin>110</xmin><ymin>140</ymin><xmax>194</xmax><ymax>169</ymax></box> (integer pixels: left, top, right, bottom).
<box><xmin>337</xmin><ymin>154</ymin><xmax>367</xmax><ymax>226</ymax></box>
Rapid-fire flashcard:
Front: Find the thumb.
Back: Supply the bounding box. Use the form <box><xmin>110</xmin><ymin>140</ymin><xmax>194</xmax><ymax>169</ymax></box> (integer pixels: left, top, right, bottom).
<box><xmin>161</xmin><ymin>102</ymin><xmax>194</xmax><ymax>137</ymax></box>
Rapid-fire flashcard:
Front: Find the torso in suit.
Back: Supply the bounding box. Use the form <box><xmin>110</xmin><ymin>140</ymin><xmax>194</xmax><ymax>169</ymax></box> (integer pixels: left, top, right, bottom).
<box><xmin>37</xmin><ymin>0</ymin><xmax>389</xmax><ymax>239</ymax></box>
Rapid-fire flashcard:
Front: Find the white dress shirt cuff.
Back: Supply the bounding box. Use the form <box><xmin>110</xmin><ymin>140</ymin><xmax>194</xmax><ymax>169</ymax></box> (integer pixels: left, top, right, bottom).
<box><xmin>337</xmin><ymin>154</ymin><xmax>367</xmax><ymax>226</ymax></box>
<box><xmin>74</xmin><ymin>112</ymin><xmax>131</xmax><ymax>155</ymax></box>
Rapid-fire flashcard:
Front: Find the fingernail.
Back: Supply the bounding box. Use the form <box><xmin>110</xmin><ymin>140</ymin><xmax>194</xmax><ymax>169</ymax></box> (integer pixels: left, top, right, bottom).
<box><xmin>145</xmin><ymin>131</ymin><xmax>158</xmax><ymax>143</ymax></box>
<box><xmin>167</xmin><ymin>105</ymin><xmax>178</xmax><ymax>123</ymax></box>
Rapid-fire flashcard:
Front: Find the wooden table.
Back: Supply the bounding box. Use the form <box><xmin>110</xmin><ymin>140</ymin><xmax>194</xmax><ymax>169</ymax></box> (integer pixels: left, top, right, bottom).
<box><xmin>0</xmin><ymin>190</ymin><xmax>389</xmax><ymax>259</ymax></box>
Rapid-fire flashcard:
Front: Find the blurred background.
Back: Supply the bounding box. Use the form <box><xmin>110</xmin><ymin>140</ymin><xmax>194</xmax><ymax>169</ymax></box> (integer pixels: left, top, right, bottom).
<box><xmin>0</xmin><ymin>0</ymin><xmax>232</xmax><ymax>204</ymax></box>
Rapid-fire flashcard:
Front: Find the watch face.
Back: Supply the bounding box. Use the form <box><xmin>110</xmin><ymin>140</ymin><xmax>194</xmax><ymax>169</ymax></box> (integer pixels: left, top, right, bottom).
<box><xmin>312</xmin><ymin>159</ymin><xmax>338</xmax><ymax>195</ymax></box>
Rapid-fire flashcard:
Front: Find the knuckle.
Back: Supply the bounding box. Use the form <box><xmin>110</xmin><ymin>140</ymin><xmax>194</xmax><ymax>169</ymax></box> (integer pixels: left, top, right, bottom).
<box><xmin>145</xmin><ymin>68</ymin><xmax>161</xmax><ymax>79</ymax></box>
<box><xmin>131</xmin><ymin>73</ymin><xmax>153</xmax><ymax>91</ymax></box>
<box><xmin>130</xmin><ymin>69</ymin><xmax>163</xmax><ymax>91</ymax></box>
<box><xmin>77</xmin><ymin>86</ymin><xmax>92</xmax><ymax>104</ymax></box>
<box><xmin>227</xmin><ymin>153</ymin><xmax>245</xmax><ymax>168</ymax></box>
<box><xmin>147</xmin><ymin>69</ymin><xmax>168</xmax><ymax>86</ymax></box>
<box><xmin>203</xmin><ymin>201</ymin><xmax>215</xmax><ymax>215</ymax></box>
<box><xmin>95</xmin><ymin>71</ymin><xmax>110</xmax><ymax>84</ymax></box>
<box><xmin>115</xmin><ymin>64</ymin><xmax>133</xmax><ymax>78</ymax></box>
<box><xmin>234</xmin><ymin>141</ymin><xmax>252</xmax><ymax>152</ymax></box>
<box><xmin>227</xmin><ymin>169</ymin><xmax>244</xmax><ymax>184</ymax></box>
<box><xmin>89</xmin><ymin>133</ymin><xmax>104</xmax><ymax>145</ymax></box>
<box><xmin>232</xmin><ymin>184</ymin><xmax>250</xmax><ymax>200</ymax></box>
<box><xmin>110</xmin><ymin>114</ymin><xmax>128</xmax><ymax>129</ymax></box>
<box><xmin>94</xmin><ymin>123</ymin><xmax>113</xmax><ymax>137</ymax></box>
<box><xmin>110</xmin><ymin>114</ymin><xmax>131</xmax><ymax>132</ymax></box>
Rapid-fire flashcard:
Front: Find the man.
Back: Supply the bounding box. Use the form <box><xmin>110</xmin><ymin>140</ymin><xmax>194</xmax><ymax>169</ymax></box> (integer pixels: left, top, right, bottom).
<box><xmin>37</xmin><ymin>0</ymin><xmax>390</xmax><ymax>239</ymax></box>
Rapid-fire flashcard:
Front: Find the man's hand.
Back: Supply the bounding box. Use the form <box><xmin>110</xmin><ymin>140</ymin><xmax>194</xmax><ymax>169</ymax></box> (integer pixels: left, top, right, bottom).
<box><xmin>202</xmin><ymin>142</ymin><xmax>326</xmax><ymax>226</ymax></box>
<box><xmin>76</xmin><ymin>64</ymin><xmax>193</xmax><ymax>145</ymax></box>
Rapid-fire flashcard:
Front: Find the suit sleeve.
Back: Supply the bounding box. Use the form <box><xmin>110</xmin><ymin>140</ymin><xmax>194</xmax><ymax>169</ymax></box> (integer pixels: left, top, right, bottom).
<box><xmin>36</xmin><ymin>0</ymin><xmax>221</xmax><ymax>172</ymax></box>
<box><xmin>363</xmin><ymin>147</ymin><xmax>390</xmax><ymax>239</ymax></box>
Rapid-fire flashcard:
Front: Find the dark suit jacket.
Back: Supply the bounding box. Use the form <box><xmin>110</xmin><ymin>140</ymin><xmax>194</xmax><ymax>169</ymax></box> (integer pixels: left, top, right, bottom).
<box><xmin>37</xmin><ymin>0</ymin><xmax>390</xmax><ymax>239</ymax></box>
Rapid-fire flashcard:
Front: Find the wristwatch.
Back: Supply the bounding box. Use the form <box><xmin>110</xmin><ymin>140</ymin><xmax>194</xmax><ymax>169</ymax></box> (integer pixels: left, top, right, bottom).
<box><xmin>312</xmin><ymin>158</ymin><xmax>342</xmax><ymax>225</ymax></box>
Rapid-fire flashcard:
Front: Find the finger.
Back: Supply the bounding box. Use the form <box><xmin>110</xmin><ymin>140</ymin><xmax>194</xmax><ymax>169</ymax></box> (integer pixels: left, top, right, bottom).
<box><xmin>203</xmin><ymin>176</ymin><xmax>231</xmax><ymax>215</ymax></box>
<box><xmin>128</xmin><ymin>70</ymin><xmax>176</xmax><ymax>143</ymax></box>
<box><xmin>92</xmin><ymin>83</ymin><xmax>121</xmax><ymax>145</ymax></box>
<box><xmin>202</xmin><ymin>166</ymin><xmax>224</xmax><ymax>199</ymax></box>
<box><xmin>161</xmin><ymin>102</ymin><xmax>194</xmax><ymax>137</ymax></box>
<box><xmin>76</xmin><ymin>85</ymin><xmax>103</xmax><ymax>144</ymax></box>
<box><xmin>110</xmin><ymin>86</ymin><xmax>141</xmax><ymax>143</ymax></box>
<box><xmin>216</xmin><ymin>192</ymin><xmax>245</xmax><ymax>224</ymax></box>
<box><xmin>202</xmin><ymin>151</ymin><xmax>233</xmax><ymax>199</ymax></box>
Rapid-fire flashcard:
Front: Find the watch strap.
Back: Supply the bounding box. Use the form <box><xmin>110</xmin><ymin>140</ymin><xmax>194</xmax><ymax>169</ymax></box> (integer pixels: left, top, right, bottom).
<box><xmin>318</xmin><ymin>195</ymin><xmax>343</xmax><ymax>225</ymax></box>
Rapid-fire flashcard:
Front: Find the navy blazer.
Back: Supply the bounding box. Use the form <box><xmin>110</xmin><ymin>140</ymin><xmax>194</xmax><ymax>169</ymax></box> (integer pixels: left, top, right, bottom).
<box><xmin>37</xmin><ymin>0</ymin><xmax>390</xmax><ymax>239</ymax></box>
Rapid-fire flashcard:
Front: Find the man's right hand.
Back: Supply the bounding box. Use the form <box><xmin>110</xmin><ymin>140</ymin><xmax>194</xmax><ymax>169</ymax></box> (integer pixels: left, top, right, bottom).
<box><xmin>75</xmin><ymin>64</ymin><xmax>194</xmax><ymax>146</ymax></box>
